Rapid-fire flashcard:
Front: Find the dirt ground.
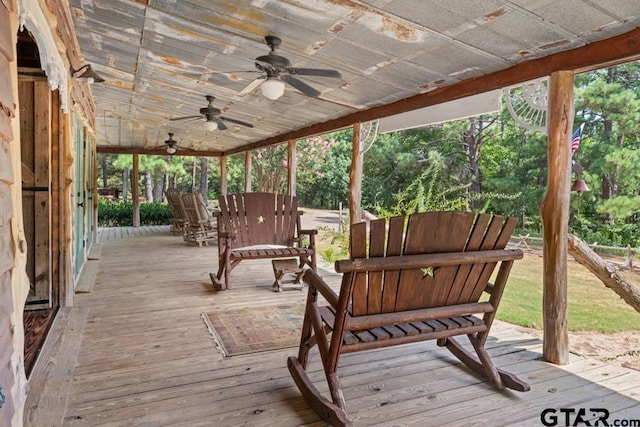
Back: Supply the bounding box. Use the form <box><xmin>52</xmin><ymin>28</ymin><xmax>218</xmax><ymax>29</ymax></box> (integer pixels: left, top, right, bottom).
<box><xmin>516</xmin><ymin>326</ymin><xmax>640</xmax><ymax>371</ymax></box>
<box><xmin>515</xmin><ymin>247</ymin><xmax>640</xmax><ymax>372</ymax></box>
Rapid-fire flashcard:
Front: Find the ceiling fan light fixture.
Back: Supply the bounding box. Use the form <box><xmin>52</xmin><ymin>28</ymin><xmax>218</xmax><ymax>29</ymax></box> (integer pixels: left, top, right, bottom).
<box><xmin>204</xmin><ymin>118</ymin><xmax>218</xmax><ymax>131</ymax></box>
<box><xmin>261</xmin><ymin>77</ymin><xmax>285</xmax><ymax>100</ymax></box>
<box><xmin>166</xmin><ymin>146</ymin><xmax>177</xmax><ymax>155</ymax></box>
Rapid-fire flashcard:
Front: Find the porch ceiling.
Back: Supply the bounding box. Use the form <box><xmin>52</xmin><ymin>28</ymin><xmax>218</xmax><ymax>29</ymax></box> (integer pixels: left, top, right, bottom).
<box><xmin>68</xmin><ymin>0</ymin><xmax>640</xmax><ymax>156</ymax></box>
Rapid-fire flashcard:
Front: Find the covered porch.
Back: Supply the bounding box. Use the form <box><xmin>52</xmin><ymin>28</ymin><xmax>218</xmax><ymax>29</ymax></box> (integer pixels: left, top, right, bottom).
<box><xmin>3</xmin><ymin>2</ymin><xmax>640</xmax><ymax>425</ymax></box>
<box><xmin>24</xmin><ymin>227</ymin><xmax>640</xmax><ymax>426</ymax></box>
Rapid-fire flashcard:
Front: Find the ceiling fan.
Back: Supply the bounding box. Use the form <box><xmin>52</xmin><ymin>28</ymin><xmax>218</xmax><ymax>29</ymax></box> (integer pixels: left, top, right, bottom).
<box><xmin>169</xmin><ymin>95</ymin><xmax>254</xmax><ymax>131</ymax></box>
<box><xmin>238</xmin><ymin>35</ymin><xmax>342</xmax><ymax>100</ymax></box>
<box><xmin>162</xmin><ymin>132</ymin><xmax>187</xmax><ymax>155</ymax></box>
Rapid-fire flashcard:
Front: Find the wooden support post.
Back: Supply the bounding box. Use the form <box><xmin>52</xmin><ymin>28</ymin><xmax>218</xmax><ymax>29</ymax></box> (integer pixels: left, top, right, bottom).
<box><xmin>62</xmin><ymin>110</ymin><xmax>74</xmax><ymax>307</ymax></box>
<box><xmin>288</xmin><ymin>140</ymin><xmax>297</xmax><ymax>197</ymax></box>
<box><xmin>540</xmin><ymin>70</ymin><xmax>574</xmax><ymax>365</ymax></box>
<box><xmin>220</xmin><ymin>156</ymin><xmax>227</xmax><ymax>195</ymax></box>
<box><xmin>245</xmin><ymin>150</ymin><xmax>252</xmax><ymax>193</ymax></box>
<box><xmin>349</xmin><ymin>122</ymin><xmax>363</xmax><ymax>224</ymax></box>
<box><xmin>132</xmin><ymin>153</ymin><xmax>140</xmax><ymax>227</ymax></box>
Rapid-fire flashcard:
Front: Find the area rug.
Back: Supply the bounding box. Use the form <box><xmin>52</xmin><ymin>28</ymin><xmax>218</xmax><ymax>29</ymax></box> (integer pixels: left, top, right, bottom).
<box><xmin>201</xmin><ymin>304</ymin><xmax>305</xmax><ymax>357</ymax></box>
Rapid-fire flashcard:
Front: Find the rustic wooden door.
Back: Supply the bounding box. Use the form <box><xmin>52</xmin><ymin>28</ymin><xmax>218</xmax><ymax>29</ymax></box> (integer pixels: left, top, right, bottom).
<box><xmin>86</xmin><ymin>133</ymin><xmax>94</xmax><ymax>250</ymax></box>
<box><xmin>73</xmin><ymin>119</ymin><xmax>86</xmax><ymax>279</ymax></box>
<box><xmin>19</xmin><ymin>76</ymin><xmax>52</xmax><ymax>308</ymax></box>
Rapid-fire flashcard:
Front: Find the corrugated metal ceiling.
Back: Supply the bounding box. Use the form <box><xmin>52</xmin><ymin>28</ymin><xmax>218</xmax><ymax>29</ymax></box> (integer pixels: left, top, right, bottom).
<box><xmin>67</xmin><ymin>0</ymin><xmax>640</xmax><ymax>155</ymax></box>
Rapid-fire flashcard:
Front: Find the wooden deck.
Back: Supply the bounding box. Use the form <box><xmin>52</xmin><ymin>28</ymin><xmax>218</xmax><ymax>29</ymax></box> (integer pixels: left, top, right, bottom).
<box><xmin>24</xmin><ymin>227</ymin><xmax>640</xmax><ymax>426</ymax></box>
<box><xmin>96</xmin><ymin>224</ymin><xmax>172</xmax><ymax>242</ymax></box>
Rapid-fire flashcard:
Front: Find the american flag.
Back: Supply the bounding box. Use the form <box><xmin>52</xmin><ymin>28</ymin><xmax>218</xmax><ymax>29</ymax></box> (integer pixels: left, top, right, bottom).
<box><xmin>571</xmin><ymin>123</ymin><xmax>585</xmax><ymax>154</ymax></box>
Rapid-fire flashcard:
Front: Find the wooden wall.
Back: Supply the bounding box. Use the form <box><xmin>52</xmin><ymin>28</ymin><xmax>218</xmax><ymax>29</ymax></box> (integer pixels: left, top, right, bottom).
<box><xmin>0</xmin><ymin>1</ymin><xmax>19</xmax><ymax>425</ymax></box>
<box><xmin>0</xmin><ymin>0</ymin><xmax>97</xmax><ymax>424</ymax></box>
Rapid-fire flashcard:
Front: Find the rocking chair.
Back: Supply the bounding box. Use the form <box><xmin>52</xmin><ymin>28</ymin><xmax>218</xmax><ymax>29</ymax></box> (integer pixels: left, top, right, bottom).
<box><xmin>287</xmin><ymin>211</ymin><xmax>529</xmax><ymax>426</ymax></box>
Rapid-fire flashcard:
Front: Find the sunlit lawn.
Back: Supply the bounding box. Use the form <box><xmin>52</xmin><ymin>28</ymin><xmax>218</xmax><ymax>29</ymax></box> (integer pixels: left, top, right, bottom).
<box><xmin>499</xmin><ymin>253</ymin><xmax>640</xmax><ymax>333</ymax></box>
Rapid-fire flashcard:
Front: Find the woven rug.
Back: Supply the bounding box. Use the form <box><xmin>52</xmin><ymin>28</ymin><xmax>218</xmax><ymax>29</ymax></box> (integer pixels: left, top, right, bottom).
<box><xmin>201</xmin><ymin>304</ymin><xmax>305</xmax><ymax>357</ymax></box>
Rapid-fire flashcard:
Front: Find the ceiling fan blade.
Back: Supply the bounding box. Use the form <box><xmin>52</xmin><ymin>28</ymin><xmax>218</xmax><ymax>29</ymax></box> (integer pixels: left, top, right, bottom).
<box><xmin>169</xmin><ymin>115</ymin><xmax>202</xmax><ymax>121</ymax></box>
<box><xmin>255</xmin><ymin>58</ymin><xmax>277</xmax><ymax>69</ymax></box>
<box><xmin>210</xmin><ymin>70</ymin><xmax>262</xmax><ymax>74</ymax></box>
<box><xmin>215</xmin><ymin>118</ymin><xmax>228</xmax><ymax>131</ymax></box>
<box><xmin>283</xmin><ymin>75</ymin><xmax>321</xmax><ymax>97</ymax></box>
<box><xmin>220</xmin><ymin>116</ymin><xmax>254</xmax><ymax>128</ymax></box>
<box><xmin>288</xmin><ymin>68</ymin><xmax>341</xmax><ymax>78</ymax></box>
<box><xmin>176</xmin><ymin>145</ymin><xmax>196</xmax><ymax>151</ymax></box>
<box><xmin>238</xmin><ymin>76</ymin><xmax>266</xmax><ymax>96</ymax></box>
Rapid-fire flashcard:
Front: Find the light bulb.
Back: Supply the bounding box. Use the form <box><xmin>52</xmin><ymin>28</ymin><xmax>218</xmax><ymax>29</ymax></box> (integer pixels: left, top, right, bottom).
<box><xmin>204</xmin><ymin>119</ymin><xmax>218</xmax><ymax>131</ymax></box>
<box><xmin>261</xmin><ymin>77</ymin><xmax>285</xmax><ymax>100</ymax></box>
<box><xmin>166</xmin><ymin>146</ymin><xmax>177</xmax><ymax>154</ymax></box>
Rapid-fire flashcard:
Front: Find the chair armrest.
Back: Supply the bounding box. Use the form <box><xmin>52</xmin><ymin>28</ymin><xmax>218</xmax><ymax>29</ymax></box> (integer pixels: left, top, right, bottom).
<box><xmin>297</xmin><ymin>229</ymin><xmax>317</xmax><ymax>252</ymax></box>
<box><xmin>335</xmin><ymin>249</ymin><xmax>523</xmax><ymax>273</ymax></box>
<box><xmin>303</xmin><ymin>269</ymin><xmax>339</xmax><ymax>308</ymax></box>
<box><xmin>218</xmin><ymin>231</ymin><xmax>235</xmax><ymax>239</ymax></box>
<box><xmin>299</xmin><ymin>229</ymin><xmax>318</xmax><ymax>235</ymax></box>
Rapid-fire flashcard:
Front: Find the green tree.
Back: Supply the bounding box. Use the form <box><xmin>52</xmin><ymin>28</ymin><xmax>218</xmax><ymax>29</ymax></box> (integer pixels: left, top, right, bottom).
<box><xmin>297</xmin><ymin>131</ymin><xmax>351</xmax><ymax>209</ymax></box>
<box><xmin>106</xmin><ymin>154</ymin><xmax>188</xmax><ymax>201</ymax></box>
<box><xmin>252</xmin><ymin>144</ymin><xmax>288</xmax><ymax>193</ymax></box>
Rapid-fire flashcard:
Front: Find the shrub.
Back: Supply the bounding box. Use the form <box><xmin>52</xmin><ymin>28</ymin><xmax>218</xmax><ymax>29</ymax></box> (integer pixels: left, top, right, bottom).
<box><xmin>98</xmin><ymin>199</ymin><xmax>172</xmax><ymax>226</ymax></box>
<box><xmin>317</xmin><ymin>226</ymin><xmax>350</xmax><ymax>263</ymax></box>
<box><xmin>140</xmin><ymin>202</ymin><xmax>173</xmax><ymax>225</ymax></box>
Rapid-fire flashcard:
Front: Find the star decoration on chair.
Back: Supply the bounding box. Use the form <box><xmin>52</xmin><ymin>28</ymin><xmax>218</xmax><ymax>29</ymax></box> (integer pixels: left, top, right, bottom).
<box><xmin>257</xmin><ymin>215</ymin><xmax>265</xmax><ymax>223</ymax></box>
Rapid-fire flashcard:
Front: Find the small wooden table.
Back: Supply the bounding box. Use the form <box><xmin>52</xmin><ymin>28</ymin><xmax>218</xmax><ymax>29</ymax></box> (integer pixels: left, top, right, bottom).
<box><xmin>271</xmin><ymin>259</ymin><xmax>305</xmax><ymax>292</ymax></box>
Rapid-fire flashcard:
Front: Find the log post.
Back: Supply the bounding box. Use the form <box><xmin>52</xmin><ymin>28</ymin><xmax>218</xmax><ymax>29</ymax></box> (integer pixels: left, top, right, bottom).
<box><xmin>132</xmin><ymin>153</ymin><xmax>140</xmax><ymax>227</ymax></box>
<box><xmin>540</xmin><ymin>70</ymin><xmax>574</xmax><ymax>365</ymax></box>
<box><xmin>349</xmin><ymin>122</ymin><xmax>362</xmax><ymax>224</ymax></box>
<box><xmin>244</xmin><ymin>150</ymin><xmax>252</xmax><ymax>193</ymax></box>
<box><xmin>287</xmin><ymin>140</ymin><xmax>297</xmax><ymax>197</ymax></box>
<box><xmin>219</xmin><ymin>156</ymin><xmax>227</xmax><ymax>195</ymax></box>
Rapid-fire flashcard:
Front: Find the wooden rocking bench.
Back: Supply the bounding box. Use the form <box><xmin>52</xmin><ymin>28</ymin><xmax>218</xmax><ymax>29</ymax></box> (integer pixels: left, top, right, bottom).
<box><xmin>287</xmin><ymin>211</ymin><xmax>529</xmax><ymax>426</ymax></box>
<box><xmin>209</xmin><ymin>192</ymin><xmax>317</xmax><ymax>291</ymax></box>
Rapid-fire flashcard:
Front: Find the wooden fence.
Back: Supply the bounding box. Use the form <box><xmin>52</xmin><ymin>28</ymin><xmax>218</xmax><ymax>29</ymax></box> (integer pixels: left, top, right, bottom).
<box><xmin>513</xmin><ymin>234</ymin><xmax>637</xmax><ymax>268</ymax></box>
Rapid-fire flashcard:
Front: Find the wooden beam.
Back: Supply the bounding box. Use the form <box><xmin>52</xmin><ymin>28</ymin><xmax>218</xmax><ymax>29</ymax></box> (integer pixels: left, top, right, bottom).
<box><xmin>219</xmin><ymin>156</ymin><xmax>227</xmax><ymax>196</ymax></box>
<box><xmin>287</xmin><ymin>140</ymin><xmax>296</xmax><ymax>197</ymax></box>
<box><xmin>244</xmin><ymin>150</ymin><xmax>252</xmax><ymax>193</ymax></box>
<box><xmin>97</xmin><ymin>146</ymin><xmax>222</xmax><ymax>157</ymax></box>
<box><xmin>349</xmin><ymin>123</ymin><xmax>362</xmax><ymax>224</ymax></box>
<box><xmin>132</xmin><ymin>154</ymin><xmax>140</xmax><ymax>228</ymax></box>
<box><xmin>50</xmin><ymin>89</ymin><xmax>63</xmax><ymax>308</ymax></box>
<box><xmin>62</xmin><ymin>111</ymin><xmax>74</xmax><ymax>307</ymax></box>
<box><xmin>222</xmin><ymin>28</ymin><xmax>640</xmax><ymax>156</ymax></box>
<box><xmin>540</xmin><ymin>70</ymin><xmax>574</xmax><ymax>365</ymax></box>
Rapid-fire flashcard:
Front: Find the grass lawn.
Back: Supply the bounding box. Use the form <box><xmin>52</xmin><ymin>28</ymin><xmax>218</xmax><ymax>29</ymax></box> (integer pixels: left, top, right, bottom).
<box><xmin>499</xmin><ymin>253</ymin><xmax>640</xmax><ymax>333</ymax></box>
<box><xmin>316</xmin><ymin>230</ymin><xmax>640</xmax><ymax>333</ymax></box>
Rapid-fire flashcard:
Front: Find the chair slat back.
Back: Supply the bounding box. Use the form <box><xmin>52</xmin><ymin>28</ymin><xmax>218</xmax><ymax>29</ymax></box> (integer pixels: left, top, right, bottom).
<box><xmin>165</xmin><ymin>188</ymin><xmax>187</xmax><ymax>220</ymax></box>
<box><xmin>182</xmin><ymin>193</ymin><xmax>210</xmax><ymax>225</ymax></box>
<box><xmin>218</xmin><ymin>192</ymin><xmax>299</xmax><ymax>248</ymax></box>
<box><xmin>346</xmin><ymin>211</ymin><xmax>518</xmax><ymax>317</ymax></box>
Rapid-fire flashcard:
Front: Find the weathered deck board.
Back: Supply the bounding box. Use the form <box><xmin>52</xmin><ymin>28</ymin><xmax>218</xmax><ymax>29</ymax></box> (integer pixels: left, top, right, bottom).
<box><xmin>24</xmin><ymin>229</ymin><xmax>640</xmax><ymax>426</ymax></box>
<box><xmin>97</xmin><ymin>225</ymin><xmax>171</xmax><ymax>242</ymax></box>
<box><xmin>24</xmin><ymin>307</ymin><xmax>88</xmax><ymax>427</ymax></box>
